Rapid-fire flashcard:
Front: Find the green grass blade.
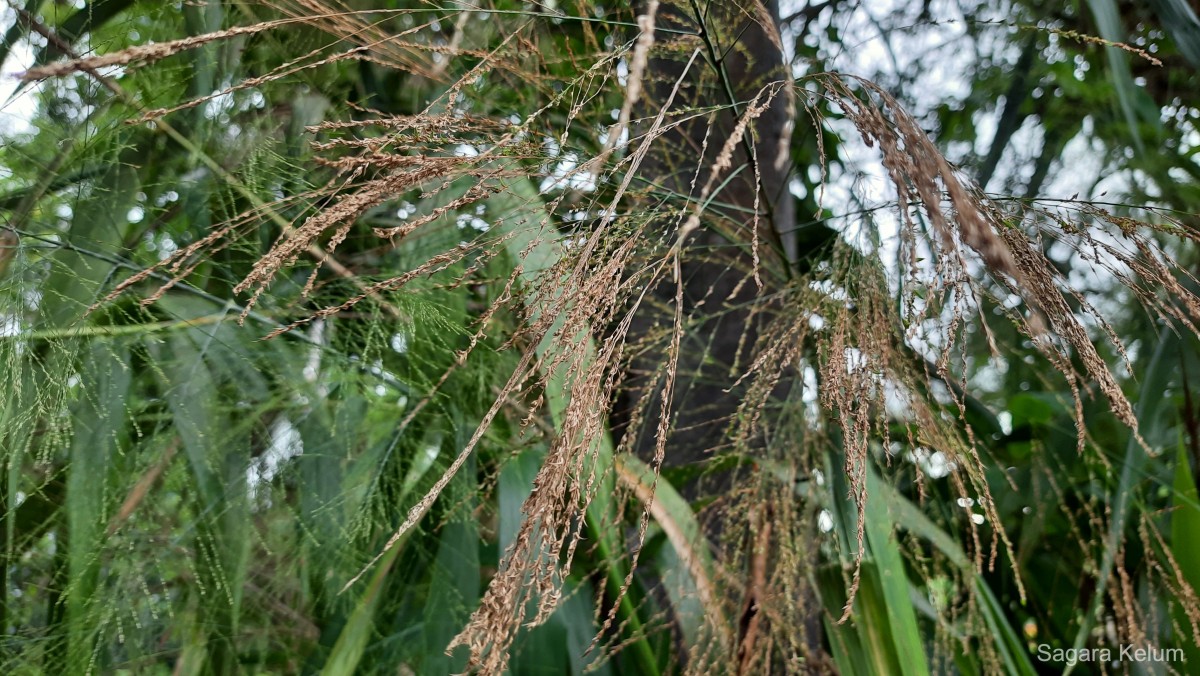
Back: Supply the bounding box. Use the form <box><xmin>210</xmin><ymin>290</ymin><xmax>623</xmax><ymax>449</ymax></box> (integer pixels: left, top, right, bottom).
<box><xmin>864</xmin><ymin>468</ymin><xmax>930</xmax><ymax>676</ymax></box>
<box><xmin>320</xmin><ymin>539</ymin><xmax>406</xmax><ymax>676</ymax></box>
<box><xmin>614</xmin><ymin>453</ymin><xmax>723</xmax><ymax>648</ymax></box>
<box><xmin>866</xmin><ymin>464</ymin><xmax>1038</xmax><ymax>675</ymax></box>
<box><xmin>1067</xmin><ymin>329</ymin><xmax>1173</xmax><ymax>673</ymax></box>
<box><xmin>1148</xmin><ymin>0</ymin><xmax>1200</xmax><ymax>66</ymax></box>
<box><xmin>64</xmin><ymin>343</ymin><xmax>131</xmax><ymax>673</ymax></box>
<box><xmin>487</xmin><ymin>175</ymin><xmax>662</xmax><ymax>673</ymax></box>
<box><xmin>1085</xmin><ymin>0</ymin><xmax>1162</xmax><ymax>153</ymax></box>
<box><xmin>1170</xmin><ymin>442</ymin><xmax>1200</xmax><ymax>666</ymax></box>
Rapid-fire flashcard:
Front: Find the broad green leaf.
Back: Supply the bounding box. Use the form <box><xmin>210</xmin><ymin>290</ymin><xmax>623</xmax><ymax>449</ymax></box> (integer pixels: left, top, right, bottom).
<box><xmin>65</xmin><ymin>343</ymin><xmax>131</xmax><ymax>673</ymax></box>
<box><xmin>1086</xmin><ymin>0</ymin><xmax>1164</xmax><ymax>153</ymax></box>
<box><xmin>864</xmin><ymin>469</ymin><xmax>930</xmax><ymax>676</ymax></box>
<box><xmin>1067</xmin><ymin>329</ymin><xmax>1174</xmax><ymax>673</ymax></box>
<box><xmin>485</xmin><ymin>174</ymin><xmax>662</xmax><ymax>673</ymax></box>
<box><xmin>874</xmin><ymin>473</ymin><xmax>1039</xmax><ymax>676</ymax></box>
<box><xmin>615</xmin><ymin>452</ymin><xmax>722</xmax><ymax>648</ymax></box>
<box><xmin>1148</xmin><ymin>0</ymin><xmax>1200</xmax><ymax>66</ymax></box>
<box><xmin>320</xmin><ymin>538</ymin><xmax>406</xmax><ymax>676</ymax></box>
<box><xmin>423</xmin><ymin>459</ymin><xmax>479</xmax><ymax>674</ymax></box>
<box><xmin>1170</xmin><ymin>443</ymin><xmax>1200</xmax><ymax>667</ymax></box>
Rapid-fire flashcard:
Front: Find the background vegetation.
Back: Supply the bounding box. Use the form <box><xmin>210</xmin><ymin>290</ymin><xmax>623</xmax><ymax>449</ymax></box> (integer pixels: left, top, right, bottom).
<box><xmin>2</xmin><ymin>1</ymin><xmax>1200</xmax><ymax>674</ymax></box>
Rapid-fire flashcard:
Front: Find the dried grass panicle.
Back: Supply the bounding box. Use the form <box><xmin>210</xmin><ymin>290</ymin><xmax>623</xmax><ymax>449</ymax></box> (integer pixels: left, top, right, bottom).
<box><xmin>449</xmin><ymin>267</ymin><xmax>650</xmax><ymax>673</ymax></box>
<box><xmin>813</xmin><ymin>73</ymin><xmax>1197</xmax><ymax>459</ymax></box>
<box><xmin>39</xmin><ymin>2</ymin><xmax>1200</xmax><ymax>672</ymax></box>
<box><xmin>20</xmin><ymin>20</ymin><xmax>300</xmax><ymax>80</ymax></box>
<box><xmin>134</xmin><ymin>45</ymin><xmax>371</xmax><ymax>124</ymax></box>
<box><xmin>590</xmin><ymin>0</ymin><xmax>659</xmax><ymax>177</ymax></box>
<box><xmin>819</xmin><ymin>75</ymin><xmax>1025</xmax><ymax>287</ymax></box>
<box><xmin>677</xmin><ymin>85</ymin><xmax>781</xmax><ymax>243</ymax></box>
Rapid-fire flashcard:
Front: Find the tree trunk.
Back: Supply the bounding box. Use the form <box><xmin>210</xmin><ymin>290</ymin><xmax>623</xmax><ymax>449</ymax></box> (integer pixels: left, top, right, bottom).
<box><xmin>614</xmin><ymin>0</ymin><xmax>794</xmax><ymax>499</ymax></box>
<box><xmin>610</xmin><ymin>2</ymin><xmax>822</xmax><ymax>669</ymax></box>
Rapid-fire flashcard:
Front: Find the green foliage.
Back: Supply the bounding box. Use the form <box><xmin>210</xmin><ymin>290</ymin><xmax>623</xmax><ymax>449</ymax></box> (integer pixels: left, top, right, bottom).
<box><xmin>2</xmin><ymin>1</ymin><xmax>1200</xmax><ymax>674</ymax></box>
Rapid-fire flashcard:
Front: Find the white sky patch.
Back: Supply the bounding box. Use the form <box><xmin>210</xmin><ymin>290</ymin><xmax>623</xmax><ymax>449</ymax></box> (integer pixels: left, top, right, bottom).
<box><xmin>396</xmin><ymin>201</ymin><xmax>418</xmax><ymax>219</ymax></box>
<box><xmin>400</xmin><ymin>443</ymin><xmax>442</xmax><ymax>497</ymax></box>
<box><xmin>456</xmin><ymin>212</ymin><xmax>490</xmax><ymax>232</ymax></box>
<box><xmin>907</xmin><ymin>447</ymin><xmax>955</xmax><ymax>479</ymax></box>
<box><xmin>0</xmin><ymin>6</ymin><xmax>41</xmax><ymax>137</ymax></box>
<box><xmin>597</xmin><ymin>123</ymin><xmax>630</xmax><ymax>150</ymax></box>
<box><xmin>0</xmin><ymin>313</ymin><xmax>20</xmax><ymax>337</ymax></box>
<box><xmin>390</xmin><ymin>331</ymin><xmax>409</xmax><ymax>353</ymax></box>
<box><xmin>156</xmin><ymin>234</ymin><xmax>178</xmax><ymax>261</ymax></box>
<box><xmin>539</xmin><ymin>153</ymin><xmax>597</xmax><ymax>194</ymax></box>
<box><xmin>817</xmin><ymin>509</ymin><xmax>834</xmax><ymax>532</ymax></box>
<box><xmin>997</xmin><ymin>410</ymin><xmax>1013</xmax><ymax>435</ymax></box>
<box><xmin>303</xmin><ymin>319</ymin><xmax>326</xmax><ymax>383</ymax></box>
<box><xmin>801</xmin><ymin>364</ymin><xmax>819</xmax><ymax>404</ymax></box>
<box><xmin>247</xmin><ymin>418</ymin><xmax>304</xmax><ymax>504</ymax></box>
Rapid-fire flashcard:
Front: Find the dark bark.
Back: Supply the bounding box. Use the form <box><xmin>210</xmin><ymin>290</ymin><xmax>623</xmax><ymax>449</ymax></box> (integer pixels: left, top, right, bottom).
<box><xmin>608</xmin><ymin>4</ymin><xmax>834</xmax><ymax>670</ymax></box>
<box><xmin>613</xmin><ymin>0</ymin><xmax>794</xmax><ymax>497</ymax></box>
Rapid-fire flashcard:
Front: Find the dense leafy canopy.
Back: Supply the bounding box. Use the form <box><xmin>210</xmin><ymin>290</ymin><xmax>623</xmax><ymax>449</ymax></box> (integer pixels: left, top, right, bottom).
<box><xmin>2</xmin><ymin>1</ymin><xmax>1200</xmax><ymax>674</ymax></box>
